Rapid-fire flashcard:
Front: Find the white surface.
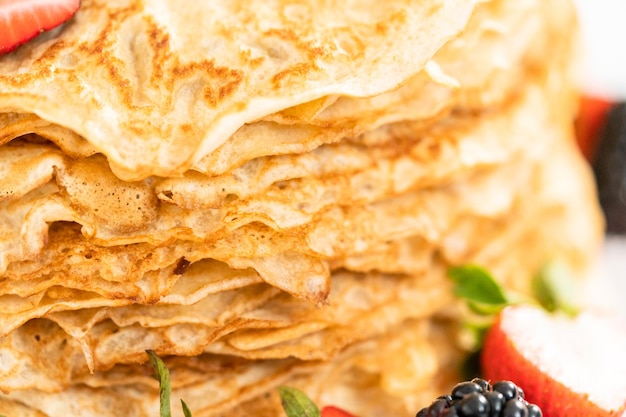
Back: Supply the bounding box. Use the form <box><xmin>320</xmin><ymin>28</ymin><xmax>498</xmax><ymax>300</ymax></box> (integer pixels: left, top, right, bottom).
<box><xmin>599</xmin><ymin>237</ymin><xmax>626</xmax><ymax>319</ymax></box>
<box><xmin>573</xmin><ymin>0</ymin><xmax>626</xmax><ymax>99</ymax></box>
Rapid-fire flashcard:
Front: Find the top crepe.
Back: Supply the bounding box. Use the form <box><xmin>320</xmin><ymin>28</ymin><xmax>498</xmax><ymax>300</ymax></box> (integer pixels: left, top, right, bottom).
<box><xmin>0</xmin><ymin>0</ymin><xmax>475</xmax><ymax>180</ymax></box>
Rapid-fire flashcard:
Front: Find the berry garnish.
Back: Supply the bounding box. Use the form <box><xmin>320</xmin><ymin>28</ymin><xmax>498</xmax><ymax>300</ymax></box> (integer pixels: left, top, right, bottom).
<box><xmin>321</xmin><ymin>406</ymin><xmax>358</xmax><ymax>417</ymax></box>
<box><xmin>481</xmin><ymin>305</ymin><xmax>626</xmax><ymax>417</ymax></box>
<box><xmin>0</xmin><ymin>0</ymin><xmax>81</xmax><ymax>55</ymax></box>
<box><xmin>593</xmin><ymin>102</ymin><xmax>626</xmax><ymax>234</ymax></box>
<box><xmin>575</xmin><ymin>96</ymin><xmax>614</xmax><ymax>161</ymax></box>
<box><xmin>415</xmin><ymin>378</ymin><xmax>541</xmax><ymax>417</ymax></box>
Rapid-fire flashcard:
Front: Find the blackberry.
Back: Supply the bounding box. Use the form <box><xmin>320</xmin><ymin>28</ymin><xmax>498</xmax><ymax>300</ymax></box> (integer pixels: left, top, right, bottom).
<box><xmin>492</xmin><ymin>381</ymin><xmax>521</xmax><ymax>401</ymax></box>
<box><xmin>593</xmin><ymin>102</ymin><xmax>626</xmax><ymax>234</ymax></box>
<box><xmin>415</xmin><ymin>379</ymin><xmax>542</xmax><ymax>417</ymax></box>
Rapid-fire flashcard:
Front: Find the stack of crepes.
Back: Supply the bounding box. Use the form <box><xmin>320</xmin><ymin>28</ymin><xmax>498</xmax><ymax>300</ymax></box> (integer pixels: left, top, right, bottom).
<box><xmin>0</xmin><ymin>0</ymin><xmax>603</xmax><ymax>416</ymax></box>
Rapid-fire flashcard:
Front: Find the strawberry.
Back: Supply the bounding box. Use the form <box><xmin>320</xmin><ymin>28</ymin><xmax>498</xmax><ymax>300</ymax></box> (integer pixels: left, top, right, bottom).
<box><xmin>575</xmin><ymin>95</ymin><xmax>613</xmax><ymax>161</ymax></box>
<box><xmin>0</xmin><ymin>0</ymin><xmax>80</xmax><ymax>55</ymax></box>
<box><xmin>321</xmin><ymin>406</ymin><xmax>357</xmax><ymax>417</ymax></box>
<box><xmin>481</xmin><ymin>305</ymin><xmax>626</xmax><ymax>417</ymax></box>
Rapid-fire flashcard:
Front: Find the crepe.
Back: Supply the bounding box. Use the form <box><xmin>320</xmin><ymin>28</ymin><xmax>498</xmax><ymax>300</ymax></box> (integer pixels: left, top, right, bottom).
<box><xmin>0</xmin><ymin>0</ymin><xmax>577</xmax><ymax>179</ymax></box>
<box><xmin>0</xmin><ymin>81</ymin><xmax>592</xmax><ymax>305</ymax></box>
<box><xmin>0</xmin><ymin>0</ymin><xmax>603</xmax><ymax>416</ymax></box>
<box><xmin>0</xmin><ymin>0</ymin><xmax>478</xmax><ymax>179</ymax></box>
<box><xmin>2</xmin><ymin>318</ymin><xmax>464</xmax><ymax>417</ymax></box>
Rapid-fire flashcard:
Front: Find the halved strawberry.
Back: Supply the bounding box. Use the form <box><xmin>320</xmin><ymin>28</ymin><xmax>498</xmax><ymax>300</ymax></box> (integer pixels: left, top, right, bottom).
<box><xmin>0</xmin><ymin>0</ymin><xmax>80</xmax><ymax>55</ymax></box>
<box><xmin>575</xmin><ymin>95</ymin><xmax>613</xmax><ymax>161</ymax></box>
<box><xmin>321</xmin><ymin>406</ymin><xmax>357</xmax><ymax>417</ymax></box>
<box><xmin>481</xmin><ymin>305</ymin><xmax>626</xmax><ymax>417</ymax></box>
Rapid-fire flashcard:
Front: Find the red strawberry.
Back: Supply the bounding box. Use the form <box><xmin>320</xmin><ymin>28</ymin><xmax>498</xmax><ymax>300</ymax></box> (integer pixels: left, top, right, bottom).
<box><xmin>0</xmin><ymin>0</ymin><xmax>80</xmax><ymax>55</ymax></box>
<box><xmin>482</xmin><ymin>305</ymin><xmax>626</xmax><ymax>417</ymax></box>
<box><xmin>321</xmin><ymin>406</ymin><xmax>357</xmax><ymax>417</ymax></box>
<box><xmin>575</xmin><ymin>95</ymin><xmax>613</xmax><ymax>161</ymax></box>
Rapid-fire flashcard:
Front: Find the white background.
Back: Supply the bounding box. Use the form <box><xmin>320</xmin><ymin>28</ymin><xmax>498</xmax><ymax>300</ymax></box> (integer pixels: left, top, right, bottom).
<box><xmin>574</xmin><ymin>0</ymin><xmax>626</xmax><ymax>100</ymax></box>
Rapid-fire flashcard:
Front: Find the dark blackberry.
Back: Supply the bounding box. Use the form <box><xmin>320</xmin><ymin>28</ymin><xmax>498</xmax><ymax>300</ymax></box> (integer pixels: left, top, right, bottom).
<box><xmin>440</xmin><ymin>409</ymin><xmax>460</xmax><ymax>417</ymax></box>
<box><xmin>458</xmin><ymin>393</ymin><xmax>490</xmax><ymax>417</ymax></box>
<box><xmin>451</xmin><ymin>381</ymin><xmax>483</xmax><ymax>399</ymax></box>
<box><xmin>484</xmin><ymin>391</ymin><xmax>505</xmax><ymax>417</ymax></box>
<box><xmin>593</xmin><ymin>102</ymin><xmax>626</xmax><ymax>234</ymax></box>
<box><xmin>437</xmin><ymin>395</ymin><xmax>454</xmax><ymax>404</ymax></box>
<box><xmin>427</xmin><ymin>398</ymin><xmax>449</xmax><ymax>416</ymax></box>
<box><xmin>527</xmin><ymin>404</ymin><xmax>542</xmax><ymax>417</ymax></box>
<box><xmin>415</xmin><ymin>379</ymin><xmax>542</xmax><ymax>417</ymax></box>
<box><xmin>492</xmin><ymin>381</ymin><xmax>520</xmax><ymax>401</ymax></box>
<box><xmin>471</xmin><ymin>377</ymin><xmax>492</xmax><ymax>393</ymax></box>
<box><xmin>501</xmin><ymin>399</ymin><xmax>528</xmax><ymax>417</ymax></box>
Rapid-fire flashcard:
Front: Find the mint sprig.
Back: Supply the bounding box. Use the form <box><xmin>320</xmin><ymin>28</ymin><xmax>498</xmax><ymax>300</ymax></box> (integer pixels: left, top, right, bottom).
<box><xmin>181</xmin><ymin>399</ymin><xmax>193</xmax><ymax>417</ymax></box>
<box><xmin>147</xmin><ymin>350</ymin><xmax>172</xmax><ymax>417</ymax></box>
<box><xmin>532</xmin><ymin>261</ymin><xmax>578</xmax><ymax>316</ymax></box>
<box><xmin>447</xmin><ymin>265</ymin><xmax>509</xmax><ymax>314</ymax></box>
<box><xmin>147</xmin><ymin>350</ymin><xmax>193</xmax><ymax>417</ymax></box>
<box><xmin>447</xmin><ymin>261</ymin><xmax>580</xmax><ymax>351</ymax></box>
<box><xmin>279</xmin><ymin>386</ymin><xmax>321</xmax><ymax>417</ymax></box>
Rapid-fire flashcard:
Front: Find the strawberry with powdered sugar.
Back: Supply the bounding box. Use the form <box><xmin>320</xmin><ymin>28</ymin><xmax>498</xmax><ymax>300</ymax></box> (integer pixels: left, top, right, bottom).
<box><xmin>0</xmin><ymin>0</ymin><xmax>80</xmax><ymax>54</ymax></box>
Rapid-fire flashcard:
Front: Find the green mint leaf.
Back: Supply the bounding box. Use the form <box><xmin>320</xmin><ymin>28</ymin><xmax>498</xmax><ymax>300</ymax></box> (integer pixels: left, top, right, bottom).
<box><xmin>448</xmin><ymin>265</ymin><xmax>509</xmax><ymax>307</ymax></box>
<box><xmin>533</xmin><ymin>261</ymin><xmax>578</xmax><ymax>316</ymax></box>
<box><xmin>181</xmin><ymin>399</ymin><xmax>193</xmax><ymax>417</ymax></box>
<box><xmin>279</xmin><ymin>386</ymin><xmax>321</xmax><ymax>417</ymax></box>
<box><xmin>466</xmin><ymin>300</ymin><xmax>507</xmax><ymax>315</ymax></box>
<box><xmin>146</xmin><ymin>350</ymin><xmax>172</xmax><ymax>417</ymax></box>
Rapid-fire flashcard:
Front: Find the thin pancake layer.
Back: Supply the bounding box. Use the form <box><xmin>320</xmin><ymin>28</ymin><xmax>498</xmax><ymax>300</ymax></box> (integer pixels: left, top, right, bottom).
<box><xmin>0</xmin><ymin>0</ymin><xmax>476</xmax><ymax>179</ymax></box>
<box><xmin>0</xmin><ymin>318</ymin><xmax>464</xmax><ymax>417</ymax></box>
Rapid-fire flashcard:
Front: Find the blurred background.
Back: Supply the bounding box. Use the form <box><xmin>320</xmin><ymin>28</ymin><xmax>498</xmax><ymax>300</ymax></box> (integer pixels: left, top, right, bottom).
<box><xmin>573</xmin><ymin>0</ymin><xmax>626</xmax><ymax>317</ymax></box>
<box><xmin>574</xmin><ymin>0</ymin><xmax>626</xmax><ymax>99</ymax></box>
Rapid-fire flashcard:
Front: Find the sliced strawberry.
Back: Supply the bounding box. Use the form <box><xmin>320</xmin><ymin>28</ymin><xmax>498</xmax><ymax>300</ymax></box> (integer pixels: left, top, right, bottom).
<box><xmin>321</xmin><ymin>406</ymin><xmax>358</xmax><ymax>417</ymax></box>
<box><xmin>481</xmin><ymin>305</ymin><xmax>626</xmax><ymax>417</ymax></box>
<box><xmin>0</xmin><ymin>0</ymin><xmax>80</xmax><ymax>55</ymax></box>
<box><xmin>575</xmin><ymin>95</ymin><xmax>613</xmax><ymax>161</ymax></box>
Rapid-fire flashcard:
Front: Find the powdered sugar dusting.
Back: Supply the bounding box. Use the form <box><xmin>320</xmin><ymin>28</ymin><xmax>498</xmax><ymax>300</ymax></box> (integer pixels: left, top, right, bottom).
<box><xmin>503</xmin><ymin>306</ymin><xmax>626</xmax><ymax>410</ymax></box>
